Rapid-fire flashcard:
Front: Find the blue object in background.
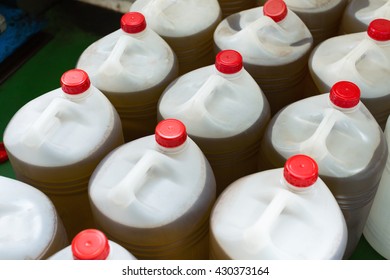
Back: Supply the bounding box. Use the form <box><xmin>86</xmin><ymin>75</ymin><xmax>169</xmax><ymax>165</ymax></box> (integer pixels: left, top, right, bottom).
<box><xmin>0</xmin><ymin>4</ymin><xmax>45</xmax><ymax>63</ymax></box>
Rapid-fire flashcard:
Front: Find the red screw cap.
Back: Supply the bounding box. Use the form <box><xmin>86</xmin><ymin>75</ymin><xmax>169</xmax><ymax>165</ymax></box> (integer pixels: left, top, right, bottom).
<box><xmin>215</xmin><ymin>50</ymin><xmax>243</xmax><ymax>74</ymax></box>
<box><xmin>60</xmin><ymin>69</ymin><xmax>91</xmax><ymax>95</ymax></box>
<box><xmin>72</xmin><ymin>229</ymin><xmax>110</xmax><ymax>260</ymax></box>
<box><xmin>330</xmin><ymin>81</ymin><xmax>360</xmax><ymax>109</ymax></box>
<box><xmin>367</xmin><ymin>19</ymin><xmax>390</xmax><ymax>41</ymax></box>
<box><xmin>155</xmin><ymin>119</ymin><xmax>187</xmax><ymax>148</ymax></box>
<box><xmin>263</xmin><ymin>0</ymin><xmax>288</xmax><ymax>23</ymax></box>
<box><xmin>284</xmin><ymin>154</ymin><xmax>318</xmax><ymax>188</ymax></box>
<box><xmin>121</xmin><ymin>12</ymin><xmax>147</xmax><ymax>34</ymax></box>
<box><xmin>0</xmin><ymin>142</ymin><xmax>8</xmax><ymax>163</ymax></box>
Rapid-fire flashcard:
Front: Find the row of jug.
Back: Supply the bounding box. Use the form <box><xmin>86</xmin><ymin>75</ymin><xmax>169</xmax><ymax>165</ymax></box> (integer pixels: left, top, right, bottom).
<box><xmin>0</xmin><ymin>153</ymin><xmax>348</xmax><ymax>260</ymax></box>
<box><xmin>2</xmin><ymin>76</ymin><xmax>389</xmax><ymax>259</ymax></box>
<box><xmin>78</xmin><ymin>1</ymin><xmax>390</xmax><ymax>136</ymax></box>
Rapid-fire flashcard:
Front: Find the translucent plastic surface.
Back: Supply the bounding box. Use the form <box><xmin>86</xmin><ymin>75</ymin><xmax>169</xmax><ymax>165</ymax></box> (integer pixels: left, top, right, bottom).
<box><xmin>364</xmin><ymin>115</ymin><xmax>390</xmax><ymax>259</ymax></box>
<box><xmin>0</xmin><ymin>176</ymin><xmax>68</xmax><ymax>260</ymax></box>
<box><xmin>210</xmin><ymin>167</ymin><xmax>347</xmax><ymax>259</ymax></box>
<box><xmin>89</xmin><ymin>132</ymin><xmax>216</xmax><ymax>259</ymax></box>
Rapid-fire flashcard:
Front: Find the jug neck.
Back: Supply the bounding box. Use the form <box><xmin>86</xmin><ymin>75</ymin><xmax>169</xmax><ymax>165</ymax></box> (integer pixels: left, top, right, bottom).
<box><xmin>213</xmin><ymin>66</ymin><xmax>243</xmax><ymax>80</ymax></box>
<box><xmin>156</xmin><ymin>141</ymin><xmax>187</xmax><ymax>154</ymax></box>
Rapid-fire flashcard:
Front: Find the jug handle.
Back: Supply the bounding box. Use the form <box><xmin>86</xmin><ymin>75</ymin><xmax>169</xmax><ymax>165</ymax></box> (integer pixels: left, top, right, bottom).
<box><xmin>22</xmin><ymin>98</ymin><xmax>82</xmax><ymax>148</ymax></box>
<box><xmin>97</xmin><ymin>35</ymin><xmax>132</xmax><ymax>77</ymax></box>
<box><xmin>244</xmin><ymin>17</ymin><xmax>293</xmax><ymax>56</ymax></box>
<box><xmin>142</xmin><ymin>0</ymin><xmax>177</xmax><ymax>31</ymax></box>
<box><xmin>108</xmin><ymin>150</ymin><xmax>175</xmax><ymax>207</ymax></box>
<box><xmin>175</xmin><ymin>74</ymin><xmax>230</xmax><ymax>127</ymax></box>
<box><xmin>331</xmin><ymin>39</ymin><xmax>387</xmax><ymax>83</ymax></box>
<box><xmin>243</xmin><ymin>190</ymin><xmax>293</xmax><ymax>258</ymax></box>
<box><xmin>298</xmin><ymin>108</ymin><xmax>343</xmax><ymax>160</ymax></box>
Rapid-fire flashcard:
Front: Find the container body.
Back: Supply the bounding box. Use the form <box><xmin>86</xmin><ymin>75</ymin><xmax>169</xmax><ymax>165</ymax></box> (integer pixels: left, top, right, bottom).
<box><xmin>339</xmin><ymin>0</ymin><xmax>390</xmax><ymax>34</ymax></box>
<box><xmin>4</xmin><ymin>86</ymin><xmax>124</xmax><ymax>240</ymax></box>
<box><xmin>364</xmin><ymin>115</ymin><xmax>390</xmax><ymax>259</ymax></box>
<box><xmin>213</xmin><ymin>6</ymin><xmax>313</xmax><ymax>115</ymax></box>
<box><xmin>210</xmin><ymin>168</ymin><xmax>347</xmax><ymax>260</ymax></box>
<box><xmin>89</xmin><ymin>135</ymin><xmax>216</xmax><ymax>260</ymax></box>
<box><xmin>0</xmin><ymin>176</ymin><xmax>69</xmax><ymax>260</ymax></box>
<box><xmin>130</xmin><ymin>0</ymin><xmax>222</xmax><ymax>75</ymax></box>
<box><xmin>309</xmin><ymin>31</ymin><xmax>390</xmax><ymax>130</ymax></box>
<box><xmin>76</xmin><ymin>28</ymin><xmax>179</xmax><ymax>142</ymax></box>
<box><xmin>158</xmin><ymin>65</ymin><xmax>270</xmax><ymax>195</ymax></box>
<box><xmin>258</xmin><ymin>93</ymin><xmax>388</xmax><ymax>258</ymax></box>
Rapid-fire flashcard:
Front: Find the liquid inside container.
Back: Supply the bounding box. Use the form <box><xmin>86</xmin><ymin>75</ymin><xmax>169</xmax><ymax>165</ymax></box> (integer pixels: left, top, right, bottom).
<box><xmin>258</xmin><ymin>81</ymin><xmax>388</xmax><ymax>258</ymax></box>
<box><xmin>213</xmin><ymin>1</ymin><xmax>313</xmax><ymax>115</ymax></box>
<box><xmin>363</xmin><ymin>115</ymin><xmax>390</xmax><ymax>259</ymax></box>
<box><xmin>210</xmin><ymin>155</ymin><xmax>347</xmax><ymax>260</ymax></box>
<box><xmin>218</xmin><ymin>0</ymin><xmax>258</xmax><ymax>18</ymax></box>
<box><xmin>76</xmin><ymin>12</ymin><xmax>178</xmax><ymax>142</ymax></box>
<box><xmin>309</xmin><ymin>18</ymin><xmax>390</xmax><ymax>130</ymax></box>
<box><xmin>48</xmin><ymin>229</ymin><xmax>137</xmax><ymax>260</ymax></box>
<box><xmin>0</xmin><ymin>176</ymin><xmax>68</xmax><ymax>260</ymax></box>
<box><xmin>339</xmin><ymin>0</ymin><xmax>390</xmax><ymax>34</ymax></box>
<box><xmin>130</xmin><ymin>0</ymin><xmax>222</xmax><ymax>75</ymax></box>
<box><xmin>158</xmin><ymin>50</ymin><xmax>270</xmax><ymax>195</ymax></box>
<box><xmin>3</xmin><ymin>69</ymin><xmax>124</xmax><ymax>240</ymax></box>
<box><xmin>88</xmin><ymin>119</ymin><xmax>216</xmax><ymax>260</ymax></box>
<box><xmin>259</xmin><ymin>0</ymin><xmax>348</xmax><ymax>46</ymax></box>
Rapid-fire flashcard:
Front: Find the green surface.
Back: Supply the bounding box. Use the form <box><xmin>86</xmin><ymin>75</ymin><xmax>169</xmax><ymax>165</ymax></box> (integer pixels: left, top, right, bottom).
<box><xmin>0</xmin><ymin>1</ymin><xmax>387</xmax><ymax>261</ymax></box>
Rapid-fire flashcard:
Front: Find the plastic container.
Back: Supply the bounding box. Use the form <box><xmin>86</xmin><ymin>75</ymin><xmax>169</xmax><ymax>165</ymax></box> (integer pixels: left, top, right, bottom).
<box><xmin>130</xmin><ymin>0</ymin><xmax>222</xmax><ymax>75</ymax></box>
<box><xmin>309</xmin><ymin>18</ymin><xmax>390</xmax><ymax>130</ymax></box>
<box><xmin>48</xmin><ymin>229</ymin><xmax>137</xmax><ymax>260</ymax></box>
<box><xmin>258</xmin><ymin>81</ymin><xmax>388</xmax><ymax>258</ymax></box>
<box><xmin>258</xmin><ymin>0</ymin><xmax>348</xmax><ymax>46</ymax></box>
<box><xmin>210</xmin><ymin>154</ymin><xmax>347</xmax><ymax>260</ymax></box>
<box><xmin>3</xmin><ymin>69</ymin><xmax>124</xmax><ymax>240</ymax></box>
<box><xmin>339</xmin><ymin>0</ymin><xmax>390</xmax><ymax>34</ymax></box>
<box><xmin>218</xmin><ymin>0</ymin><xmax>258</xmax><ymax>18</ymax></box>
<box><xmin>88</xmin><ymin>119</ymin><xmax>216</xmax><ymax>260</ymax></box>
<box><xmin>0</xmin><ymin>176</ymin><xmax>68</xmax><ymax>260</ymax></box>
<box><xmin>157</xmin><ymin>50</ymin><xmax>271</xmax><ymax>195</ymax></box>
<box><xmin>76</xmin><ymin>12</ymin><xmax>179</xmax><ymax>142</ymax></box>
<box><xmin>213</xmin><ymin>0</ymin><xmax>313</xmax><ymax>115</ymax></box>
<box><xmin>363</xmin><ymin>115</ymin><xmax>390</xmax><ymax>259</ymax></box>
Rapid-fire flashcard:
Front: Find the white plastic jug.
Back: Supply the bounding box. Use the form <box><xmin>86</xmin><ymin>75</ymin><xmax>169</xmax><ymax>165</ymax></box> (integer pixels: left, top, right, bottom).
<box><xmin>158</xmin><ymin>50</ymin><xmax>270</xmax><ymax>195</ymax></box>
<box><xmin>258</xmin><ymin>0</ymin><xmax>348</xmax><ymax>46</ymax></box>
<box><xmin>88</xmin><ymin>119</ymin><xmax>216</xmax><ymax>260</ymax></box>
<box><xmin>309</xmin><ymin>18</ymin><xmax>390</xmax><ymax>130</ymax></box>
<box><xmin>258</xmin><ymin>81</ymin><xmax>388</xmax><ymax>258</ymax></box>
<box><xmin>339</xmin><ymin>0</ymin><xmax>390</xmax><ymax>34</ymax></box>
<box><xmin>210</xmin><ymin>154</ymin><xmax>347</xmax><ymax>260</ymax></box>
<box><xmin>218</xmin><ymin>0</ymin><xmax>258</xmax><ymax>18</ymax></box>
<box><xmin>48</xmin><ymin>229</ymin><xmax>137</xmax><ymax>260</ymax></box>
<box><xmin>130</xmin><ymin>0</ymin><xmax>222</xmax><ymax>74</ymax></box>
<box><xmin>3</xmin><ymin>69</ymin><xmax>124</xmax><ymax>240</ymax></box>
<box><xmin>76</xmin><ymin>12</ymin><xmax>178</xmax><ymax>142</ymax></box>
<box><xmin>213</xmin><ymin>0</ymin><xmax>313</xmax><ymax>115</ymax></box>
<box><xmin>0</xmin><ymin>176</ymin><xmax>68</xmax><ymax>260</ymax></box>
<box><xmin>363</xmin><ymin>115</ymin><xmax>390</xmax><ymax>259</ymax></box>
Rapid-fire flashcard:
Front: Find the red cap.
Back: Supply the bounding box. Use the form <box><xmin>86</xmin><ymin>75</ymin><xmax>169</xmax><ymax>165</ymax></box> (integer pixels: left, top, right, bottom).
<box><xmin>284</xmin><ymin>154</ymin><xmax>318</xmax><ymax>188</ymax></box>
<box><xmin>121</xmin><ymin>12</ymin><xmax>147</xmax><ymax>34</ymax></box>
<box><xmin>71</xmin><ymin>229</ymin><xmax>110</xmax><ymax>260</ymax></box>
<box><xmin>60</xmin><ymin>69</ymin><xmax>91</xmax><ymax>95</ymax></box>
<box><xmin>329</xmin><ymin>81</ymin><xmax>360</xmax><ymax>109</ymax></box>
<box><xmin>263</xmin><ymin>0</ymin><xmax>288</xmax><ymax>23</ymax></box>
<box><xmin>215</xmin><ymin>50</ymin><xmax>243</xmax><ymax>74</ymax></box>
<box><xmin>367</xmin><ymin>19</ymin><xmax>390</xmax><ymax>41</ymax></box>
<box><xmin>155</xmin><ymin>119</ymin><xmax>187</xmax><ymax>148</ymax></box>
<box><xmin>0</xmin><ymin>142</ymin><xmax>8</xmax><ymax>163</ymax></box>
